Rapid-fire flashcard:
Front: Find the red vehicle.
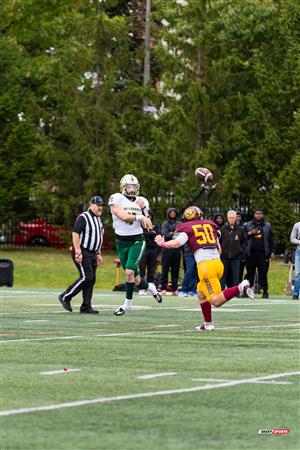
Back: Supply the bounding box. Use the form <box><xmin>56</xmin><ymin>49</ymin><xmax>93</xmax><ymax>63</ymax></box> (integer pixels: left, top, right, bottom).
<box><xmin>12</xmin><ymin>218</ymin><xmax>69</xmax><ymax>248</ymax></box>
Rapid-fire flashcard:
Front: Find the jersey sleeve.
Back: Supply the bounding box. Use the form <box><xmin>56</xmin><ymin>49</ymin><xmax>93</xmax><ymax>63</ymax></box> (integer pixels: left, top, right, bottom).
<box><xmin>174</xmin><ymin>232</ymin><xmax>188</xmax><ymax>246</ymax></box>
<box><xmin>73</xmin><ymin>215</ymin><xmax>86</xmax><ymax>234</ymax></box>
<box><xmin>143</xmin><ymin>197</ymin><xmax>150</xmax><ymax>210</ymax></box>
<box><xmin>108</xmin><ymin>193</ymin><xmax>122</xmax><ymax>206</ymax></box>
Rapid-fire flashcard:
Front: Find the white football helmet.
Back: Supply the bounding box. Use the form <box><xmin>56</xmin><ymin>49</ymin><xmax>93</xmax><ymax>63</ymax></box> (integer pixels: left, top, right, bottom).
<box><xmin>120</xmin><ymin>174</ymin><xmax>140</xmax><ymax>196</ymax></box>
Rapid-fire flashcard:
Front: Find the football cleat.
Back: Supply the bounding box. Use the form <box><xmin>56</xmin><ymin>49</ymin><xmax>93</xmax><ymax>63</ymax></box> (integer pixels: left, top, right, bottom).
<box><xmin>113</xmin><ymin>307</ymin><xmax>126</xmax><ymax>316</ymax></box>
<box><xmin>238</xmin><ymin>279</ymin><xmax>254</xmax><ymax>299</ymax></box>
<box><xmin>195</xmin><ymin>322</ymin><xmax>215</xmax><ymax>331</ymax></box>
<box><xmin>153</xmin><ymin>292</ymin><xmax>163</xmax><ymax>303</ymax></box>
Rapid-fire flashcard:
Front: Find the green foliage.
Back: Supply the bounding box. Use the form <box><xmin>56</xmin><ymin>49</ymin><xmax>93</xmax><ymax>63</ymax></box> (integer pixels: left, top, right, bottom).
<box><xmin>0</xmin><ymin>0</ymin><xmax>299</xmax><ymax>243</ymax></box>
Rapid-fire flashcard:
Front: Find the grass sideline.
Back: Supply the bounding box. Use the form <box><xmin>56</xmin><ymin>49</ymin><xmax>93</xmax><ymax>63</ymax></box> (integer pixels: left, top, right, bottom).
<box><xmin>0</xmin><ymin>249</ymin><xmax>292</xmax><ymax>295</ymax></box>
<box><xmin>1</xmin><ymin>289</ymin><xmax>299</xmax><ymax>450</ymax></box>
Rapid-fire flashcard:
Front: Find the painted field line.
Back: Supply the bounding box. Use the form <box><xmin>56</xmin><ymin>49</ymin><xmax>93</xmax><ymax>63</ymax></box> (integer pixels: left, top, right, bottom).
<box><xmin>253</xmin><ymin>381</ymin><xmax>293</xmax><ymax>384</ymax></box>
<box><xmin>1</xmin><ymin>371</ymin><xmax>299</xmax><ymax>417</ymax></box>
<box><xmin>217</xmin><ymin>323</ymin><xmax>300</xmax><ymax>330</ymax></box>
<box><xmin>137</xmin><ymin>372</ymin><xmax>177</xmax><ymax>379</ymax></box>
<box><xmin>24</xmin><ymin>320</ymin><xmax>50</xmax><ymax>323</ymax></box>
<box><xmin>178</xmin><ymin>308</ymin><xmax>267</xmax><ymax>312</ymax></box>
<box><xmin>192</xmin><ymin>378</ymin><xmax>230</xmax><ymax>382</ymax></box>
<box><xmin>40</xmin><ymin>369</ymin><xmax>80</xmax><ymax>375</ymax></box>
<box><xmin>191</xmin><ymin>378</ymin><xmax>293</xmax><ymax>385</ymax></box>
<box><xmin>1</xmin><ymin>322</ymin><xmax>300</xmax><ymax>344</ymax></box>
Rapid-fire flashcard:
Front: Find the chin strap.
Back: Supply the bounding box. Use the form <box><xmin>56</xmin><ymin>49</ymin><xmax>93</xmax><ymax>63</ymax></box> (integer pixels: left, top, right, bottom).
<box><xmin>123</xmin><ymin>194</ymin><xmax>136</xmax><ymax>201</ymax></box>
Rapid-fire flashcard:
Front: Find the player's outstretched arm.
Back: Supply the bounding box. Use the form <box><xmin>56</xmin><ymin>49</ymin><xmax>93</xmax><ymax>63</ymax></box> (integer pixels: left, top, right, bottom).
<box><xmin>110</xmin><ymin>204</ymin><xmax>153</xmax><ymax>230</ymax></box>
<box><xmin>155</xmin><ymin>235</ymin><xmax>182</xmax><ymax>249</ymax></box>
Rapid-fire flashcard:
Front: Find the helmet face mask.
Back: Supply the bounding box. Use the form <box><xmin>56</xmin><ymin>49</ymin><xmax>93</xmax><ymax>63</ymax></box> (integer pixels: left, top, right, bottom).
<box><xmin>120</xmin><ymin>174</ymin><xmax>140</xmax><ymax>196</ymax></box>
<box><xmin>183</xmin><ymin>206</ymin><xmax>203</xmax><ymax>221</ymax></box>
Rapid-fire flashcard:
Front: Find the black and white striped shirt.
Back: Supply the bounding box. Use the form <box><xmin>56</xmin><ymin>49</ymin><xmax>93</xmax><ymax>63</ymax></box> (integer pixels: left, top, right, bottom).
<box><xmin>73</xmin><ymin>210</ymin><xmax>104</xmax><ymax>253</ymax></box>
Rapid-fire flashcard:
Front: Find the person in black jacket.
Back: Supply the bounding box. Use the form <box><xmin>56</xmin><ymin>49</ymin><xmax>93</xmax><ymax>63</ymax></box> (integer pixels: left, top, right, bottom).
<box><xmin>219</xmin><ymin>210</ymin><xmax>246</xmax><ymax>289</ymax></box>
<box><xmin>139</xmin><ymin>210</ymin><xmax>160</xmax><ymax>293</ymax></box>
<box><xmin>245</xmin><ymin>209</ymin><xmax>275</xmax><ymax>298</ymax></box>
<box><xmin>159</xmin><ymin>208</ymin><xmax>181</xmax><ymax>295</ymax></box>
<box><xmin>214</xmin><ymin>213</ymin><xmax>225</xmax><ymax>229</ymax></box>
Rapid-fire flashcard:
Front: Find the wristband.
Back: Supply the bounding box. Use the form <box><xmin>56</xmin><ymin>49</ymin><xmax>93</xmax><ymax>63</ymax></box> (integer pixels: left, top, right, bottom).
<box><xmin>160</xmin><ymin>242</ymin><xmax>166</xmax><ymax>248</ymax></box>
<box><xmin>135</xmin><ymin>214</ymin><xmax>143</xmax><ymax>222</ymax></box>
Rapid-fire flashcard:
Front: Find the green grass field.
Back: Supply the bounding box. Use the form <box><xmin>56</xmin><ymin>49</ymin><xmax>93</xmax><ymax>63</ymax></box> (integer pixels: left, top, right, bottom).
<box><xmin>1</xmin><ymin>288</ymin><xmax>299</xmax><ymax>450</ymax></box>
<box><xmin>0</xmin><ymin>249</ymin><xmax>293</xmax><ymax>295</ymax></box>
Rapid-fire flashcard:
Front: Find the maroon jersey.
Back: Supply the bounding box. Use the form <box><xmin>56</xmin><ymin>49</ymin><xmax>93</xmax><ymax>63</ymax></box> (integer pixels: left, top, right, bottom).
<box><xmin>176</xmin><ymin>219</ymin><xmax>219</xmax><ymax>253</ymax></box>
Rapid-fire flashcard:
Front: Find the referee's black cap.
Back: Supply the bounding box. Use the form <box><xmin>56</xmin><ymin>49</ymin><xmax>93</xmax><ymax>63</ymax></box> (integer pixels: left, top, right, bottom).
<box><xmin>90</xmin><ymin>196</ymin><xmax>105</xmax><ymax>206</ymax></box>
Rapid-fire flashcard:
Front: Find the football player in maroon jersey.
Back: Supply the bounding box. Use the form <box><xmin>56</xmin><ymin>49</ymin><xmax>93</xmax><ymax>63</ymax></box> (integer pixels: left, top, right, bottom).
<box><xmin>155</xmin><ymin>206</ymin><xmax>254</xmax><ymax>331</ymax></box>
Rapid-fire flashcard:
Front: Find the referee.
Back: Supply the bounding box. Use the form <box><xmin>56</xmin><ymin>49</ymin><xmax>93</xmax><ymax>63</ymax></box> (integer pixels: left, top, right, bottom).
<box><xmin>58</xmin><ymin>196</ymin><xmax>105</xmax><ymax>314</ymax></box>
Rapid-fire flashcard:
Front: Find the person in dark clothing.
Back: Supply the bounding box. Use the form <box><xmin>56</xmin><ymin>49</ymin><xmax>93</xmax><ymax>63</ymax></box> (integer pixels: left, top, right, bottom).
<box><xmin>235</xmin><ymin>210</ymin><xmax>247</xmax><ymax>281</ymax></box>
<box><xmin>214</xmin><ymin>213</ymin><xmax>225</xmax><ymax>229</ymax></box>
<box><xmin>245</xmin><ymin>209</ymin><xmax>275</xmax><ymax>298</ymax></box>
<box><xmin>178</xmin><ymin>242</ymin><xmax>198</xmax><ymax>297</ymax></box>
<box><xmin>160</xmin><ymin>208</ymin><xmax>181</xmax><ymax>295</ymax></box>
<box><xmin>219</xmin><ymin>210</ymin><xmax>246</xmax><ymax>289</ymax></box>
<box><xmin>139</xmin><ymin>210</ymin><xmax>160</xmax><ymax>292</ymax></box>
<box><xmin>58</xmin><ymin>196</ymin><xmax>105</xmax><ymax>314</ymax></box>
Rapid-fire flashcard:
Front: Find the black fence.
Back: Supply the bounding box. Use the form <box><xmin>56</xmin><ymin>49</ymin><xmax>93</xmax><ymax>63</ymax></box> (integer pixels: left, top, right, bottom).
<box><xmin>0</xmin><ymin>218</ymin><xmax>113</xmax><ymax>250</ymax></box>
<box><xmin>0</xmin><ymin>219</ymin><xmax>70</xmax><ymax>249</ymax></box>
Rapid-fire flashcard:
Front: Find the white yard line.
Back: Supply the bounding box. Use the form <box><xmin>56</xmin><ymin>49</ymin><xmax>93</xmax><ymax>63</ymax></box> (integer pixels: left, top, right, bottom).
<box><xmin>23</xmin><ymin>320</ymin><xmax>50</xmax><ymax>323</ymax></box>
<box><xmin>252</xmin><ymin>381</ymin><xmax>293</xmax><ymax>384</ymax></box>
<box><xmin>39</xmin><ymin>369</ymin><xmax>80</xmax><ymax>375</ymax></box>
<box><xmin>192</xmin><ymin>378</ymin><xmax>230</xmax><ymax>382</ymax></box>
<box><xmin>1</xmin><ymin>323</ymin><xmax>299</xmax><ymax>344</ymax></box>
<box><xmin>1</xmin><ymin>371</ymin><xmax>299</xmax><ymax>417</ymax></box>
<box><xmin>217</xmin><ymin>323</ymin><xmax>300</xmax><ymax>330</ymax></box>
<box><xmin>191</xmin><ymin>378</ymin><xmax>293</xmax><ymax>385</ymax></box>
<box><xmin>137</xmin><ymin>372</ymin><xmax>177</xmax><ymax>379</ymax></box>
<box><xmin>178</xmin><ymin>308</ymin><xmax>268</xmax><ymax>312</ymax></box>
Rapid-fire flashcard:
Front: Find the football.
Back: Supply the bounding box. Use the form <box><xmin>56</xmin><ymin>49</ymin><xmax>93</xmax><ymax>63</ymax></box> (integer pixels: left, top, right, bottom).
<box><xmin>195</xmin><ymin>167</ymin><xmax>213</xmax><ymax>182</ymax></box>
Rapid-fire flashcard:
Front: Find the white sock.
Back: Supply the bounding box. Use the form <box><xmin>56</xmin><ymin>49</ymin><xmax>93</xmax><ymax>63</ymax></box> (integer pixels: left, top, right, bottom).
<box><xmin>123</xmin><ymin>299</ymin><xmax>133</xmax><ymax>310</ymax></box>
<box><xmin>147</xmin><ymin>282</ymin><xmax>157</xmax><ymax>295</ymax></box>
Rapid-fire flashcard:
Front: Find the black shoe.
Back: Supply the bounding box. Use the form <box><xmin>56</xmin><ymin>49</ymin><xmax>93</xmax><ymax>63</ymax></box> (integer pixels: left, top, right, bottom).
<box><xmin>262</xmin><ymin>291</ymin><xmax>269</xmax><ymax>299</ymax></box>
<box><xmin>113</xmin><ymin>307</ymin><xmax>126</xmax><ymax>316</ymax></box>
<box><xmin>292</xmin><ymin>295</ymin><xmax>299</xmax><ymax>300</ymax></box>
<box><xmin>58</xmin><ymin>294</ymin><xmax>72</xmax><ymax>312</ymax></box>
<box><xmin>153</xmin><ymin>292</ymin><xmax>163</xmax><ymax>303</ymax></box>
<box><xmin>79</xmin><ymin>308</ymin><xmax>99</xmax><ymax>314</ymax></box>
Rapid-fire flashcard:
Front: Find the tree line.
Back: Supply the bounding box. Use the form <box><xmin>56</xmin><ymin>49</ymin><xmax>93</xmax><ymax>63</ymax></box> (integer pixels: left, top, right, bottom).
<box><xmin>0</xmin><ymin>0</ymin><xmax>299</xmax><ymax>247</ymax></box>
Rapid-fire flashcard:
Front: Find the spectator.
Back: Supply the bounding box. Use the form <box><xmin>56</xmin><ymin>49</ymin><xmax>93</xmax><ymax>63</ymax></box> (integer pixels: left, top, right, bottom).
<box><xmin>139</xmin><ymin>210</ymin><xmax>160</xmax><ymax>294</ymax></box>
<box><xmin>245</xmin><ymin>209</ymin><xmax>275</xmax><ymax>298</ymax></box>
<box><xmin>214</xmin><ymin>213</ymin><xmax>225</xmax><ymax>229</ymax></box>
<box><xmin>235</xmin><ymin>210</ymin><xmax>247</xmax><ymax>282</ymax></box>
<box><xmin>160</xmin><ymin>208</ymin><xmax>181</xmax><ymax>295</ymax></box>
<box><xmin>290</xmin><ymin>220</ymin><xmax>300</xmax><ymax>300</ymax></box>
<box><xmin>219</xmin><ymin>210</ymin><xmax>246</xmax><ymax>289</ymax></box>
<box><xmin>178</xmin><ymin>243</ymin><xmax>197</xmax><ymax>297</ymax></box>
<box><xmin>235</xmin><ymin>210</ymin><xmax>243</xmax><ymax>226</ymax></box>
